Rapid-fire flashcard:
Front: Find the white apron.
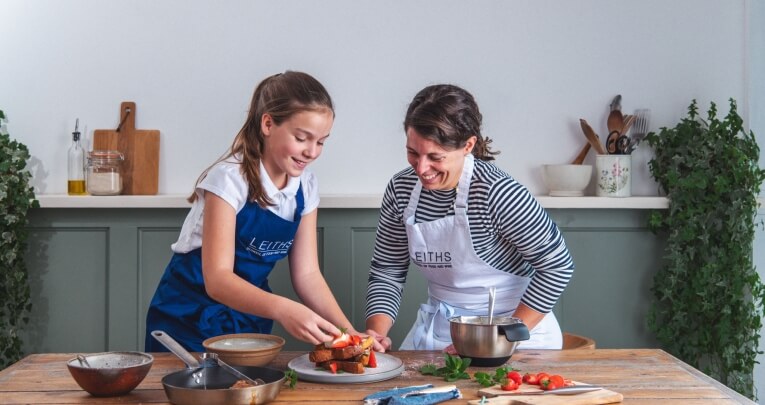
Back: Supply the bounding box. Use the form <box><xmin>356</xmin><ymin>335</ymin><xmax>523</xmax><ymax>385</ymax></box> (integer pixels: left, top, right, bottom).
<box><xmin>399</xmin><ymin>154</ymin><xmax>561</xmax><ymax>350</ymax></box>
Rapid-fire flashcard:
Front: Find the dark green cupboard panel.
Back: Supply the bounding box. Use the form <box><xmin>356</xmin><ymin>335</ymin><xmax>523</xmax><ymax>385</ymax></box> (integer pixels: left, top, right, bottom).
<box><xmin>22</xmin><ymin>228</ymin><xmax>108</xmax><ymax>353</ymax></box>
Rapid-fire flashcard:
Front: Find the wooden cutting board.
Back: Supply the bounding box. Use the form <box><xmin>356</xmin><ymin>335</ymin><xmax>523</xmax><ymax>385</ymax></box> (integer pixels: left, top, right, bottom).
<box><xmin>92</xmin><ymin>101</ymin><xmax>160</xmax><ymax>195</ymax></box>
<box><xmin>470</xmin><ymin>383</ymin><xmax>623</xmax><ymax>405</ymax></box>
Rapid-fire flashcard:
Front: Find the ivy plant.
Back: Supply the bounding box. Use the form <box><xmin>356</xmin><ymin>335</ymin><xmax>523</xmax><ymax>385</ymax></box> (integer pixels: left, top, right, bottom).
<box><xmin>0</xmin><ymin>109</ymin><xmax>38</xmax><ymax>368</ymax></box>
<box><xmin>645</xmin><ymin>99</ymin><xmax>765</xmax><ymax>399</ymax></box>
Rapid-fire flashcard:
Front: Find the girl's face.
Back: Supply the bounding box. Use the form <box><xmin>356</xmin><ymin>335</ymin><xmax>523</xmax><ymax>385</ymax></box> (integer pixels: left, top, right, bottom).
<box><xmin>405</xmin><ymin>128</ymin><xmax>476</xmax><ymax>190</ymax></box>
<box><xmin>261</xmin><ymin>109</ymin><xmax>333</xmax><ymax>188</ymax></box>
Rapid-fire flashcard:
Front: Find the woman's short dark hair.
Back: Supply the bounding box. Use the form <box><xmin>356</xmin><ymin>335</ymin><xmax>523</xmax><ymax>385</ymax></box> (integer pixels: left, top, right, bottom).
<box><xmin>404</xmin><ymin>84</ymin><xmax>499</xmax><ymax>161</ymax></box>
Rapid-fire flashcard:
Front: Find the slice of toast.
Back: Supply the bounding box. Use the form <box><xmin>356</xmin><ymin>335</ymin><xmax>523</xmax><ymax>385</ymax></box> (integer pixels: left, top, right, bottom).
<box><xmin>318</xmin><ymin>360</ymin><xmax>365</xmax><ymax>374</ymax></box>
<box><xmin>332</xmin><ymin>344</ymin><xmax>363</xmax><ymax>360</ymax></box>
<box><xmin>309</xmin><ymin>343</ymin><xmax>363</xmax><ymax>362</ymax></box>
<box><xmin>309</xmin><ymin>348</ymin><xmax>334</xmax><ymax>363</ymax></box>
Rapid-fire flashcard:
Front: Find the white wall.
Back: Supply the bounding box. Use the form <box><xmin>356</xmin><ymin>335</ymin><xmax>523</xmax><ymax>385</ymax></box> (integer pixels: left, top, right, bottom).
<box><xmin>748</xmin><ymin>0</ymin><xmax>765</xmax><ymax>399</ymax></box>
<box><xmin>0</xmin><ymin>0</ymin><xmax>754</xmax><ymax>196</ymax></box>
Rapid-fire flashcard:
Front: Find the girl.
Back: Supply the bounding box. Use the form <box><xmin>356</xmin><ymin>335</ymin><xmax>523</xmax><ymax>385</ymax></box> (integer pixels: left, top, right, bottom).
<box><xmin>145</xmin><ymin>71</ymin><xmax>358</xmax><ymax>352</ymax></box>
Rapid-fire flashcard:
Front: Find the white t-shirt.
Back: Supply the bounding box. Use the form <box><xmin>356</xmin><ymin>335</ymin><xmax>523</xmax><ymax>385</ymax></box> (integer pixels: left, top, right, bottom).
<box><xmin>171</xmin><ymin>158</ymin><xmax>320</xmax><ymax>253</ymax></box>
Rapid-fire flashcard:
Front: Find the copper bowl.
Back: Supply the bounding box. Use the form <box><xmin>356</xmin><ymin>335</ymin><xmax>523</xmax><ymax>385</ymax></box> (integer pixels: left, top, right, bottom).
<box><xmin>66</xmin><ymin>352</ymin><xmax>153</xmax><ymax>396</ymax></box>
<box><xmin>202</xmin><ymin>333</ymin><xmax>285</xmax><ymax>367</ymax></box>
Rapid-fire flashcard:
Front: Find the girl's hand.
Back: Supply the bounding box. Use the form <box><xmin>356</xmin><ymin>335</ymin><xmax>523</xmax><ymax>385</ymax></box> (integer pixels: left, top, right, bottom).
<box><xmin>276</xmin><ymin>301</ymin><xmax>341</xmax><ymax>345</ymax></box>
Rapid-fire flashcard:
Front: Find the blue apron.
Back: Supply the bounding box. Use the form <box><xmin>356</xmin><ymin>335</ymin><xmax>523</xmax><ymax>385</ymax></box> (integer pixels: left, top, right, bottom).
<box><xmin>145</xmin><ymin>185</ymin><xmax>305</xmax><ymax>352</ymax></box>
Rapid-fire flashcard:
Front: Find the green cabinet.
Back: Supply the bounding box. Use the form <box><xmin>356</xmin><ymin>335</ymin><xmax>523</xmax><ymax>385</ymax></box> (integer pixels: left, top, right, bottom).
<box><xmin>22</xmin><ymin>207</ymin><xmax>661</xmax><ymax>354</ymax></box>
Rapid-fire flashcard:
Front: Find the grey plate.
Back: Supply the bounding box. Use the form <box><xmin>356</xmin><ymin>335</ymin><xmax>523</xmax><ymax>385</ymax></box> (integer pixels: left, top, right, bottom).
<box><xmin>287</xmin><ymin>352</ymin><xmax>404</xmax><ymax>384</ymax></box>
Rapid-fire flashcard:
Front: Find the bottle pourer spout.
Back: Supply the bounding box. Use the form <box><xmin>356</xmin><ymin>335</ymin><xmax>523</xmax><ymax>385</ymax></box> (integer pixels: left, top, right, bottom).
<box><xmin>72</xmin><ymin>118</ymin><xmax>81</xmax><ymax>141</ymax></box>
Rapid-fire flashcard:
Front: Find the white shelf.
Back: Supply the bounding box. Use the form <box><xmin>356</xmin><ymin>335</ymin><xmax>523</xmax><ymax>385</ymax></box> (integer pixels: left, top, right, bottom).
<box><xmin>35</xmin><ymin>194</ymin><xmax>670</xmax><ymax>209</ymax></box>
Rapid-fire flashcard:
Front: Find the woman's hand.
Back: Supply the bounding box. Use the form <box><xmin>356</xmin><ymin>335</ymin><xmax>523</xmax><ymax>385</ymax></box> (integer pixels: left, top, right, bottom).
<box><xmin>443</xmin><ymin>344</ymin><xmax>459</xmax><ymax>355</ymax></box>
<box><xmin>365</xmin><ymin>328</ymin><xmax>392</xmax><ymax>352</ymax></box>
<box><xmin>275</xmin><ymin>300</ymin><xmax>342</xmax><ymax>345</ymax></box>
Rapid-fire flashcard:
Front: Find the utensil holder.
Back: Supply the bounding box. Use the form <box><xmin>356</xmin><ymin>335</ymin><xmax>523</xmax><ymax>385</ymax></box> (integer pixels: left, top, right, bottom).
<box><xmin>596</xmin><ymin>154</ymin><xmax>631</xmax><ymax>197</ymax></box>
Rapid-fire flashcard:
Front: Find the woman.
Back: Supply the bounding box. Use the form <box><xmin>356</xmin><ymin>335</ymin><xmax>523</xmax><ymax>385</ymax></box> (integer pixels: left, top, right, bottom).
<box><xmin>364</xmin><ymin>84</ymin><xmax>574</xmax><ymax>351</ymax></box>
<box><xmin>145</xmin><ymin>71</ymin><xmax>360</xmax><ymax>352</ymax></box>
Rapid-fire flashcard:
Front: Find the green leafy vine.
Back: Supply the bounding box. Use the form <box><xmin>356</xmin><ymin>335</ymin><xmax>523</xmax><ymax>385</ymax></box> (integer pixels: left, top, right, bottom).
<box><xmin>0</xmin><ymin>109</ymin><xmax>38</xmax><ymax>368</ymax></box>
<box><xmin>645</xmin><ymin>99</ymin><xmax>765</xmax><ymax>399</ymax></box>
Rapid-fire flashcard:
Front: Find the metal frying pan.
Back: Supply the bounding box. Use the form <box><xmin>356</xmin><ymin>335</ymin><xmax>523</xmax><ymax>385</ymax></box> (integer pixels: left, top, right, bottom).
<box><xmin>151</xmin><ymin>330</ymin><xmax>285</xmax><ymax>405</ymax></box>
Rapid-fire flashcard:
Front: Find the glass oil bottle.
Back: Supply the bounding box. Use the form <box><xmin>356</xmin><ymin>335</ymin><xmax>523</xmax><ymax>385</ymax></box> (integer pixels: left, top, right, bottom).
<box><xmin>67</xmin><ymin>118</ymin><xmax>87</xmax><ymax>195</ymax></box>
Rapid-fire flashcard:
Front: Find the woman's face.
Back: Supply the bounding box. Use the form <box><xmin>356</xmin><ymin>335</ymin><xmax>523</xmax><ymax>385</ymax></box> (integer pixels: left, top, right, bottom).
<box><xmin>261</xmin><ymin>109</ymin><xmax>333</xmax><ymax>188</ymax></box>
<box><xmin>405</xmin><ymin>128</ymin><xmax>476</xmax><ymax>190</ymax></box>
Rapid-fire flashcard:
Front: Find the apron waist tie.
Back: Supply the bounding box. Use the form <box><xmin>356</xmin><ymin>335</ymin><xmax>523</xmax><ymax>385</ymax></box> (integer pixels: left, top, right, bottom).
<box><xmin>416</xmin><ymin>301</ymin><xmax>457</xmax><ymax>350</ymax></box>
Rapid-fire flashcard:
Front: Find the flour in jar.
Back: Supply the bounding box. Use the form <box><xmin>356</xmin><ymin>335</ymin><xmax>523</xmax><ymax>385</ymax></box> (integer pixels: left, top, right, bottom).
<box><xmin>87</xmin><ymin>172</ymin><xmax>122</xmax><ymax>195</ymax></box>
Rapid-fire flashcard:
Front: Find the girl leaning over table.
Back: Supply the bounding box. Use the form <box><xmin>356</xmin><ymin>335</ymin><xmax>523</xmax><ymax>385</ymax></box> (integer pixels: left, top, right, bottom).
<box><xmin>365</xmin><ymin>84</ymin><xmax>575</xmax><ymax>352</ymax></box>
<box><xmin>145</xmin><ymin>71</ymin><xmax>361</xmax><ymax>352</ymax></box>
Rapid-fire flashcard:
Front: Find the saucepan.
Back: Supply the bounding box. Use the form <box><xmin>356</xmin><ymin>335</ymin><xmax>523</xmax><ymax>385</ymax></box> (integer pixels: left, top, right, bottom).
<box><xmin>449</xmin><ymin>315</ymin><xmax>529</xmax><ymax>367</ymax></box>
<box><xmin>151</xmin><ymin>330</ymin><xmax>285</xmax><ymax>405</ymax></box>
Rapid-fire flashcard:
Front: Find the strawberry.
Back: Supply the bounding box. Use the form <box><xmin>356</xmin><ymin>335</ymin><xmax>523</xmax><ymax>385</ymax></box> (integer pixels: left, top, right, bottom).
<box><xmin>507</xmin><ymin>370</ymin><xmax>523</xmax><ymax>385</ymax></box>
<box><xmin>368</xmin><ymin>350</ymin><xmax>377</xmax><ymax>368</ymax></box>
<box><xmin>325</xmin><ymin>332</ymin><xmax>352</xmax><ymax>348</ymax></box>
<box><xmin>328</xmin><ymin>362</ymin><xmax>338</xmax><ymax>374</ymax></box>
<box><xmin>500</xmin><ymin>378</ymin><xmax>519</xmax><ymax>391</ymax></box>
<box><xmin>522</xmin><ymin>373</ymin><xmax>539</xmax><ymax>385</ymax></box>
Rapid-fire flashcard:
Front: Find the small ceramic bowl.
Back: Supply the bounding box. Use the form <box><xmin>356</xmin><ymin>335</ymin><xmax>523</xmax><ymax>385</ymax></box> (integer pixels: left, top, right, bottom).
<box><xmin>66</xmin><ymin>352</ymin><xmax>153</xmax><ymax>397</ymax></box>
<box><xmin>202</xmin><ymin>333</ymin><xmax>285</xmax><ymax>367</ymax></box>
<box><xmin>542</xmin><ymin>164</ymin><xmax>593</xmax><ymax>196</ymax></box>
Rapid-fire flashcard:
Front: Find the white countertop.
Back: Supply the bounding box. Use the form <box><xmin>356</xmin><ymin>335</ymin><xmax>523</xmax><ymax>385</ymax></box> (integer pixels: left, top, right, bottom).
<box><xmin>35</xmin><ymin>194</ymin><xmax>671</xmax><ymax>209</ymax></box>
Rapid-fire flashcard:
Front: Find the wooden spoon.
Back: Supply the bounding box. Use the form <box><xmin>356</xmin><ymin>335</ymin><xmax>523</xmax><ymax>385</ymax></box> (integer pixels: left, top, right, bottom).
<box><xmin>607</xmin><ymin>95</ymin><xmax>624</xmax><ymax>135</ymax></box>
<box><xmin>621</xmin><ymin>114</ymin><xmax>636</xmax><ymax>135</ymax></box>
<box><xmin>579</xmin><ymin>119</ymin><xmax>608</xmax><ymax>155</ymax></box>
<box><xmin>607</xmin><ymin>109</ymin><xmax>624</xmax><ymax>135</ymax></box>
<box><xmin>571</xmin><ymin>143</ymin><xmax>591</xmax><ymax>164</ymax></box>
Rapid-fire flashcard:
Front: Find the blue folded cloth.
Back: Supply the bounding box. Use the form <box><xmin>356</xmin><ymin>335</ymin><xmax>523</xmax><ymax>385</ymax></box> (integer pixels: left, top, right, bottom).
<box><xmin>363</xmin><ymin>384</ymin><xmax>461</xmax><ymax>405</ymax></box>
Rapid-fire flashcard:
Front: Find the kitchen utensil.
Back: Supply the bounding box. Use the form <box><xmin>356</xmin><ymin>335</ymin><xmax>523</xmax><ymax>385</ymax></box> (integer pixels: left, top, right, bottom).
<box><xmin>487</xmin><ymin>287</ymin><xmax>496</xmax><ymax>325</ymax></box>
<box><xmin>595</xmin><ymin>154</ymin><xmax>631</xmax><ymax>197</ymax></box>
<box><xmin>609</xmin><ymin>94</ymin><xmax>622</xmax><ymax>112</ymax></box>
<box><xmin>571</xmin><ymin>143</ymin><xmax>591</xmax><ymax>164</ymax></box>
<box><xmin>483</xmin><ymin>385</ymin><xmax>602</xmax><ymax>396</ymax></box>
<box><xmin>474</xmin><ymin>383</ymin><xmax>624</xmax><ymax>405</ymax></box>
<box><xmin>76</xmin><ymin>354</ymin><xmax>91</xmax><ymax>367</ymax></box>
<box><xmin>605</xmin><ymin>131</ymin><xmax>630</xmax><ymax>155</ymax></box>
<box><xmin>579</xmin><ymin>119</ymin><xmax>607</xmax><ymax>155</ymax></box>
<box><xmin>449</xmin><ymin>315</ymin><xmax>529</xmax><ymax>367</ymax></box>
<box><xmin>287</xmin><ymin>351</ymin><xmax>404</xmax><ymax>383</ymax></box>
<box><xmin>542</xmin><ymin>164</ymin><xmax>592</xmax><ymax>197</ymax></box>
<box><xmin>620</xmin><ymin>114</ymin><xmax>636</xmax><ymax>137</ymax></box>
<box><xmin>93</xmin><ymin>101</ymin><xmax>160</xmax><ymax>195</ymax></box>
<box><xmin>628</xmin><ymin>108</ymin><xmax>651</xmax><ymax>152</ymax></box>
<box><xmin>202</xmin><ymin>333</ymin><xmax>285</xmax><ymax>367</ymax></box>
<box><xmin>200</xmin><ymin>353</ymin><xmax>264</xmax><ymax>386</ymax></box>
<box><xmin>66</xmin><ymin>352</ymin><xmax>153</xmax><ymax>397</ymax></box>
<box><xmin>606</xmin><ymin>95</ymin><xmax>623</xmax><ymax>136</ymax></box>
<box><xmin>151</xmin><ymin>330</ymin><xmax>285</xmax><ymax>405</ymax></box>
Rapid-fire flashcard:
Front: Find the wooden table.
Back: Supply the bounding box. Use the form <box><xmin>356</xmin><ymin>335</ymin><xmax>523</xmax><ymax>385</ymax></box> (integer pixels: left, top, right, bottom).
<box><xmin>0</xmin><ymin>349</ymin><xmax>754</xmax><ymax>404</ymax></box>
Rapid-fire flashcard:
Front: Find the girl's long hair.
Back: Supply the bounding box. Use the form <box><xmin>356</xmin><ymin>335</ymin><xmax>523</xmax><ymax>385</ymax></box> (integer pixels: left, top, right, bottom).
<box><xmin>189</xmin><ymin>71</ymin><xmax>334</xmax><ymax>206</ymax></box>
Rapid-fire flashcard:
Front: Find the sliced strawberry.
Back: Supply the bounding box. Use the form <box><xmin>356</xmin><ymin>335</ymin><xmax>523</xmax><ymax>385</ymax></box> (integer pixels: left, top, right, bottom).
<box><xmin>328</xmin><ymin>362</ymin><xmax>338</xmax><ymax>374</ymax></box>
<box><xmin>368</xmin><ymin>350</ymin><xmax>377</xmax><ymax>368</ymax></box>
<box><xmin>522</xmin><ymin>373</ymin><xmax>539</xmax><ymax>385</ymax></box>
<box><xmin>351</xmin><ymin>335</ymin><xmax>361</xmax><ymax>345</ymax></box>
<box><xmin>325</xmin><ymin>333</ymin><xmax>352</xmax><ymax>348</ymax></box>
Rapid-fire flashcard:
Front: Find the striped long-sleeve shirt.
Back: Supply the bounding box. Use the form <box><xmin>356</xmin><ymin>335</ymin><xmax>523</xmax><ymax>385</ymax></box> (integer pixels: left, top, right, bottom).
<box><xmin>365</xmin><ymin>159</ymin><xmax>574</xmax><ymax>322</ymax></box>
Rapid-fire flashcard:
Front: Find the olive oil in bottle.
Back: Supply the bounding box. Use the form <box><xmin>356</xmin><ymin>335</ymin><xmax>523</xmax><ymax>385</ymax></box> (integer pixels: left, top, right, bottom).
<box><xmin>67</xmin><ymin>119</ymin><xmax>87</xmax><ymax>195</ymax></box>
